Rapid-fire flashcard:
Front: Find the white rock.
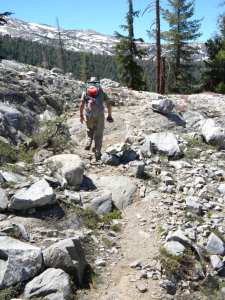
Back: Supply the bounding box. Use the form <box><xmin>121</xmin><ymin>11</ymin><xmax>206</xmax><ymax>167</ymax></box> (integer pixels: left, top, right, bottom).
<box><xmin>90</xmin><ymin>175</ymin><xmax>137</xmax><ymax>210</ymax></box>
<box><xmin>151</xmin><ymin>99</ymin><xmax>175</xmax><ymax>114</ymax></box>
<box><xmin>201</xmin><ymin>119</ymin><xmax>225</xmax><ymax>148</ymax></box>
<box><xmin>43</xmin><ymin>237</ymin><xmax>87</xmax><ymax>285</ymax></box>
<box><xmin>143</xmin><ymin>132</ymin><xmax>182</xmax><ymax>158</ymax></box>
<box><xmin>0</xmin><ymin>188</ymin><xmax>8</xmax><ymax>211</ymax></box>
<box><xmin>207</xmin><ymin>233</ymin><xmax>225</xmax><ymax>255</ymax></box>
<box><xmin>163</xmin><ymin>241</ymin><xmax>185</xmax><ymax>257</ymax></box>
<box><xmin>0</xmin><ymin>236</ymin><xmax>42</xmax><ymax>288</ymax></box>
<box><xmin>10</xmin><ymin>179</ymin><xmax>55</xmax><ymax>210</ymax></box>
<box><xmin>46</xmin><ymin>154</ymin><xmax>85</xmax><ymax>187</ymax></box>
<box><xmin>210</xmin><ymin>255</ymin><xmax>223</xmax><ymax>270</ymax></box>
<box><xmin>24</xmin><ymin>268</ymin><xmax>72</xmax><ymax>300</ymax></box>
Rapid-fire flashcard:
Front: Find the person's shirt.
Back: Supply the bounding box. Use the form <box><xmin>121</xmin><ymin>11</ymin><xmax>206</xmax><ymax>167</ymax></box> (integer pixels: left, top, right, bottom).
<box><xmin>81</xmin><ymin>88</ymin><xmax>110</xmax><ymax>113</ymax></box>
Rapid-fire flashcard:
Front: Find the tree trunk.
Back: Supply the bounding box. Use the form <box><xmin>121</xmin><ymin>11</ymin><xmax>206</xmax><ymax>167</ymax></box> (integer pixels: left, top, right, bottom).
<box><xmin>160</xmin><ymin>57</ymin><xmax>166</xmax><ymax>94</ymax></box>
<box><xmin>156</xmin><ymin>0</ymin><xmax>161</xmax><ymax>94</ymax></box>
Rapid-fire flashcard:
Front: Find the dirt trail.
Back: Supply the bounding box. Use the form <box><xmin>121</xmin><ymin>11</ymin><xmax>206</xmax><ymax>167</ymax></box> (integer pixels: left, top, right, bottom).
<box><xmin>75</xmin><ymin>106</ymin><xmax>163</xmax><ymax>300</ymax></box>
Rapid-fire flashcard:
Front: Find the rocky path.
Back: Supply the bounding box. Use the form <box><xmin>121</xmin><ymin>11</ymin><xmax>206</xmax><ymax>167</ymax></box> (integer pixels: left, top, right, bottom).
<box><xmin>87</xmin><ymin>201</ymin><xmax>162</xmax><ymax>300</ymax></box>
<box><xmin>75</xmin><ymin>106</ymin><xmax>164</xmax><ymax>299</ymax></box>
<box><xmin>2</xmin><ymin>62</ymin><xmax>225</xmax><ymax>299</ymax></box>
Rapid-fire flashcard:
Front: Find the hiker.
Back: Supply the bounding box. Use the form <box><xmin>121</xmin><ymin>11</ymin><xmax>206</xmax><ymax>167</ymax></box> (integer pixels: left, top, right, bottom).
<box><xmin>80</xmin><ymin>77</ymin><xmax>113</xmax><ymax>160</ymax></box>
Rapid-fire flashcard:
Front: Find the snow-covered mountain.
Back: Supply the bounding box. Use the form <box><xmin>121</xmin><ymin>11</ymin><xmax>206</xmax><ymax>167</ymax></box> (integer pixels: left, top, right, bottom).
<box><xmin>0</xmin><ymin>18</ymin><xmax>208</xmax><ymax>60</ymax></box>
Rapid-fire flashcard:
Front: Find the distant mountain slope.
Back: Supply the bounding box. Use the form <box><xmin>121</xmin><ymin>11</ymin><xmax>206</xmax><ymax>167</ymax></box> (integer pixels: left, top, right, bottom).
<box><xmin>0</xmin><ymin>17</ymin><xmax>208</xmax><ymax>61</ymax></box>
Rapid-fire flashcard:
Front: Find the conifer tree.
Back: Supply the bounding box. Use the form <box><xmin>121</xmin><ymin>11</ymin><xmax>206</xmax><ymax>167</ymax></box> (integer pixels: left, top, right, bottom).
<box><xmin>143</xmin><ymin>0</ymin><xmax>164</xmax><ymax>94</ymax></box>
<box><xmin>162</xmin><ymin>0</ymin><xmax>201</xmax><ymax>93</ymax></box>
<box><xmin>203</xmin><ymin>8</ymin><xmax>225</xmax><ymax>93</ymax></box>
<box><xmin>0</xmin><ymin>12</ymin><xmax>12</xmax><ymax>60</ymax></box>
<box><xmin>80</xmin><ymin>53</ymin><xmax>89</xmax><ymax>82</ymax></box>
<box><xmin>115</xmin><ymin>0</ymin><xmax>146</xmax><ymax>90</ymax></box>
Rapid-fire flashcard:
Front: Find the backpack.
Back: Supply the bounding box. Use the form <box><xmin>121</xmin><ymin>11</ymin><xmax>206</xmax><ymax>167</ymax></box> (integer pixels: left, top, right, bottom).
<box><xmin>84</xmin><ymin>81</ymin><xmax>104</xmax><ymax>117</ymax></box>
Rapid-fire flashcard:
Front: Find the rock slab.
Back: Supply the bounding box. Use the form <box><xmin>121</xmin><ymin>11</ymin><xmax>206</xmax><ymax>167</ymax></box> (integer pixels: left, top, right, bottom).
<box><xmin>24</xmin><ymin>268</ymin><xmax>72</xmax><ymax>300</ymax></box>
<box><xmin>43</xmin><ymin>237</ymin><xmax>87</xmax><ymax>285</ymax></box>
<box><xmin>0</xmin><ymin>236</ymin><xmax>42</xmax><ymax>288</ymax></box>
<box><xmin>10</xmin><ymin>179</ymin><xmax>55</xmax><ymax>210</ymax></box>
<box><xmin>46</xmin><ymin>154</ymin><xmax>85</xmax><ymax>187</ymax></box>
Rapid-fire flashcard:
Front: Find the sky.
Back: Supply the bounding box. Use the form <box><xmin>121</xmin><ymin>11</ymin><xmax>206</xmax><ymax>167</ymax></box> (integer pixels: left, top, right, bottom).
<box><xmin>0</xmin><ymin>0</ymin><xmax>223</xmax><ymax>42</ymax></box>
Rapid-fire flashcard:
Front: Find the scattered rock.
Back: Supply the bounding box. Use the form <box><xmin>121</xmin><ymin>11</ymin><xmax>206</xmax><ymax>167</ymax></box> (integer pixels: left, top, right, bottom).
<box><xmin>0</xmin><ymin>171</ymin><xmax>26</xmax><ymax>183</ymax></box>
<box><xmin>24</xmin><ymin>268</ymin><xmax>72</xmax><ymax>300</ymax></box>
<box><xmin>136</xmin><ymin>282</ymin><xmax>148</xmax><ymax>293</ymax></box>
<box><xmin>95</xmin><ymin>258</ymin><xmax>106</xmax><ymax>267</ymax></box>
<box><xmin>201</xmin><ymin>119</ymin><xmax>225</xmax><ymax>148</ymax></box>
<box><xmin>33</xmin><ymin>149</ymin><xmax>53</xmax><ymax>163</ymax></box>
<box><xmin>43</xmin><ymin>237</ymin><xmax>88</xmax><ymax>285</ymax></box>
<box><xmin>210</xmin><ymin>255</ymin><xmax>224</xmax><ymax>270</ymax></box>
<box><xmin>101</xmin><ymin>153</ymin><xmax>120</xmax><ymax>166</ymax></box>
<box><xmin>143</xmin><ymin>132</ymin><xmax>182</xmax><ymax>158</ymax></box>
<box><xmin>46</xmin><ymin>154</ymin><xmax>85</xmax><ymax>188</ymax></box>
<box><xmin>0</xmin><ymin>236</ymin><xmax>42</xmax><ymax>288</ymax></box>
<box><xmin>0</xmin><ymin>188</ymin><xmax>8</xmax><ymax>211</ymax></box>
<box><xmin>186</xmin><ymin>197</ymin><xmax>203</xmax><ymax>215</ymax></box>
<box><xmin>160</xmin><ymin>279</ymin><xmax>177</xmax><ymax>295</ymax></box>
<box><xmin>10</xmin><ymin>179</ymin><xmax>55</xmax><ymax>210</ymax></box>
<box><xmin>163</xmin><ymin>241</ymin><xmax>185</xmax><ymax>257</ymax></box>
<box><xmin>86</xmin><ymin>192</ymin><xmax>113</xmax><ymax>215</ymax></box>
<box><xmin>207</xmin><ymin>233</ymin><xmax>225</xmax><ymax>255</ymax></box>
<box><xmin>151</xmin><ymin>98</ymin><xmax>175</xmax><ymax>114</ymax></box>
<box><xmin>92</xmin><ymin>175</ymin><xmax>137</xmax><ymax>210</ymax></box>
<box><xmin>0</xmin><ymin>223</ymin><xmax>29</xmax><ymax>241</ymax></box>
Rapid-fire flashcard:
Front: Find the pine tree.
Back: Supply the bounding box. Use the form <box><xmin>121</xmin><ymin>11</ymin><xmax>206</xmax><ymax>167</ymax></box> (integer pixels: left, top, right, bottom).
<box><xmin>203</xmin><ymin>9</ymin><xmax>225</xmax><ymax>93</ymax></box>
<box><xmin>115</xmin><ymin>0</ymin><xmax>146</xmax><ymax>90</ymax></box>
<box><xmin>0</xmin><ymin>12</ymin><xmax>12</xmax><ymax>60</ymax></box>
<box><xmin>143</xmin><ymin>1</ymin><xmax>164</xmax><ymax>94</ymax></box>
<box><xmin>162</xmin><ymin>0</ymin><xmax>201</xmax><ymax>93</ymax></box>
<box><xmin>79</xmin><ymin>53</ymin><xmax>89</xmax><ymax>82</ymax></box>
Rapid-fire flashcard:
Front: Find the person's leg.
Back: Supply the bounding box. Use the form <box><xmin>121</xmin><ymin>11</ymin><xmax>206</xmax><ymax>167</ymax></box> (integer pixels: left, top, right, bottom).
<box><xmin>94</xmin><ymin>114</ymin><xmax>105</xmax><ymax>160</ymax></box>
<box><xmin>85</xmin><ymin>118</ymin><xmax>94</xmax><ymax>150</ymax></box>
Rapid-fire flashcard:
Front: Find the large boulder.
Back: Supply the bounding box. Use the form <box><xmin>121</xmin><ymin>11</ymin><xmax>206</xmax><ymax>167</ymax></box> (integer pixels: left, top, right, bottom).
<box><xmin>142</xmin><ymin>132</ymin><xmax>182</xmax><ymax>159</ymax></box>
<box><xmin>0</xmin><ymin>188</ymin><xmax>8</xmax><ymax>211</ymax></box>
<box><xmin>0</xmin><ymin>102</ymin><xmax>23</xmax><ymax>130</ymax></box>
<box><xmin>86</xmin><ymin>192</ymin><xmax>113</xmax><ymax>215</ymax></box>
<box><xmin>45</xmin><ymin>154</ymin><xmax>85</xmax><ymax>188</ymax></box>
<box><xmin>201</xmin><ymin>119</ymin><xmax>225</xmax><ymax>148</ymax></box>
<box><xmin>10</xmin><ymin>179</ymin><xmax>55</xmax><ymax>210</ymax></box>
<box><xmin>91</xmin><ymin>175</ymin><xmax>137</xmax><ymax>210</ymax></box>
<box><xmin>151</xmin><ymin>99</ymin><xmax>175</xmax><ymax>114</ymax></box>
<box><xmin>43</xmin><ymin>237</ymin><xmax>88</xmax><ymax>286</ymax></box>
<box><xmin>206</xmin><ymin>233</ymin><xmax>225</xmax><ymax>255</ymax></box>
<box><xmin>0</xmin><ymin>236</ymin><xmax>43</xmax><ymax>288</ymax></box>
<box><xmin>24</xmin><ymin>268</ymin><xmax>72</xmax><ymax>300</ymax></box>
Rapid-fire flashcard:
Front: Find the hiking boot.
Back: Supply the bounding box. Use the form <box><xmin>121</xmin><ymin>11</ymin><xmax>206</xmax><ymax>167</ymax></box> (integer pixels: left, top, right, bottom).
<box><xmin>95</xmin><ymin>152</ymin><xmax>102</xmax><ymax>161</ymax></box>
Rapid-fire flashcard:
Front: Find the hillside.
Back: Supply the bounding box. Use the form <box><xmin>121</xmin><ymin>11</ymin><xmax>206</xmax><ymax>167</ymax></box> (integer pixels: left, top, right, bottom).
<box><xmin>0</xmin><ymin>17</ymin><xmax>208</xmax><ymax>61</ymax></box>
<box><xmin>0</xmin><ymin>60</ymin><xmax>225</xmax><ymax>299</ymax></box>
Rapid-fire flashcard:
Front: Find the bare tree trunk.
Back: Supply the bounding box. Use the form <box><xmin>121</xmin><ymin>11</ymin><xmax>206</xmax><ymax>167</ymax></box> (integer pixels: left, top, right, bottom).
<box><xmin>160</xmin><ymin>57</ymin><xmax>165</xmax><ymax>94</ymax></box>
<box><xmin>156</xmin><ymin>0</ymin><xmax>161</xmax><ymax>94</ymax></box>
<box><xmin>56</xmin><ymin>17</ymin><xmax>66</xmax><ymax>73</ymax></box>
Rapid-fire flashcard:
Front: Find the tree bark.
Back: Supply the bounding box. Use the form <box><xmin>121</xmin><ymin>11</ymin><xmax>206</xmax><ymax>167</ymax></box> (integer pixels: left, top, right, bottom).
<box><xmin>156</xmin><ymin>0</ymin><xmax>161</xmax><ymax>94</ymax></box>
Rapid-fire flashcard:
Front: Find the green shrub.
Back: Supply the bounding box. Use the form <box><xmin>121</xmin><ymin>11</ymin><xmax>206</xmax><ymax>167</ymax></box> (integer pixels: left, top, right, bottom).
<box><xmin>216</xmin><ymin>82</ymin><xmax>225</xmax><ymax>94</ymax></box>
<box><xmin>32</xmin><ymin>117</ymin><xmax>71</xmax><ymax>153</ymax></box>
<box><xmin>0</xmin><ymin>140</ymin><xmax>17</xmax><ymax>164</ymax></box>
<box><xmin>160</xmin><ymin>247</ymin><xmax>196</xmax><ymax>281</ymax></box>
<box><xmin>18</xmin><ymin>145</ymin><xmax>35</xmax><ymax>164</ymax></box>
<box><xmin>101</xmin><ymin>210</ymin><xmax>122</xmax><ymax>224</ymax></box>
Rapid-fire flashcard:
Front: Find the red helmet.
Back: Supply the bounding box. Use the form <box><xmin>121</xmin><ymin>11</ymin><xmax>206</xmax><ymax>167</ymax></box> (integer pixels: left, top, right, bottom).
<box><xmin>87</xmin><ymin>86</ymin><xmax>98</xmax><ymax>97</ymax></box>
